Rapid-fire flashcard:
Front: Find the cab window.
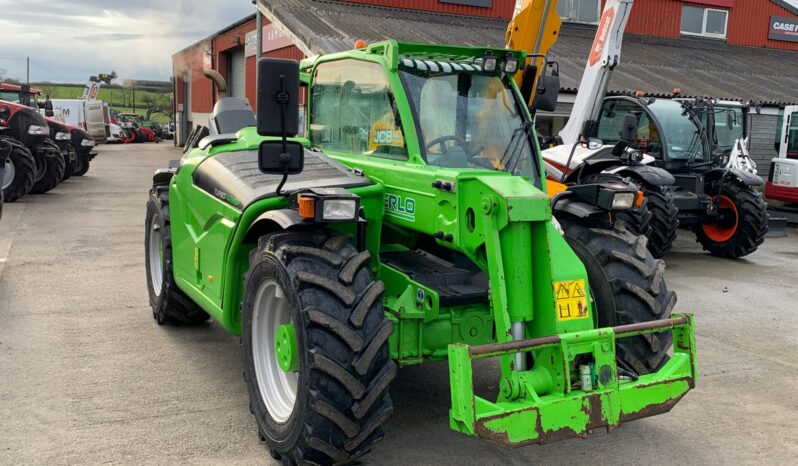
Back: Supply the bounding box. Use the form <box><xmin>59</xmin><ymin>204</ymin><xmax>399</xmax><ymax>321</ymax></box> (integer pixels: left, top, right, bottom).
<box><xmin>310</xmin><ymin>60</ymin><xmax>407</xmax><ymax>160</ymax></box>
<box><xmin>596</xmin><ymin>100</ymin><xmax>663</xmax><ymax>158</ymax></box>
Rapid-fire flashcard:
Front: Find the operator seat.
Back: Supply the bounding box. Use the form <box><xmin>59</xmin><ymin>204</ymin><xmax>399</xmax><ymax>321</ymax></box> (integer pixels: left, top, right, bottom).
<box><xmin>208</xmin><ymin>97</ymin><xmax>256</xmax><ymax>135</ymax></box>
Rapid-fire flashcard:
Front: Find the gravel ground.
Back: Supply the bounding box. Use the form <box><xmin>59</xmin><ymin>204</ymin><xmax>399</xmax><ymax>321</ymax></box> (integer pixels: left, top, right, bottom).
<box><xmin>1</xmin><ymin>142</ymin><xmax>796</xmax><ymax>465</ymax></box>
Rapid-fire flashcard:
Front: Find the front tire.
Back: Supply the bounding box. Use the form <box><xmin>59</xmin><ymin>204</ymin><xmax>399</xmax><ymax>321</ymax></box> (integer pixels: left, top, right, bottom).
<box><xmin>72</xmin><ymin>151</ymin><xmax>90</xmax><ymax>176</ymax></box>
<box><xmin>694</xmin><ymin>181</ymin><xmax>767</xmax><ymax>258</ymax></box>
<box><xmin>62</xmin><ymin>145</ymin><xmax>77</xmax><ymax>181</ymax></box>
<box><xmin>640</xmin><ymin>186</ymin><xmax>679</xmax><ymax>258</ymax></box>
<box><xmin>145</xmin><ymin>186</ymin><xmax>209</xmax><ymax>325</ymax></box>
<box><xmin>1</xmin><ymin>137</ymin><xmax>36</xmax><ymax>202</ymax></box>
<box><xmin>561</xmin><ymin>219</ymin><xmax>677</xmax><ymax>375</ymax></box>
<box><xmin>243</xmin><ymin>231</ymin><xmax>395</xmax><ymax>465</ymax></box>
<box><xmin>30</xmin><ymin>140</ymin><xmax>65</xmax><ymax>194</ymax></box>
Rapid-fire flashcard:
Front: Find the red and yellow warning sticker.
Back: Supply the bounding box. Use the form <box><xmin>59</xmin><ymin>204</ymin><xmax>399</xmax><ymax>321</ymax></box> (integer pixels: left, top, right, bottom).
<box><xmin>553</xmin><ymin>280</ymin><xmax>589</xmax><ymax>321</ymax></box>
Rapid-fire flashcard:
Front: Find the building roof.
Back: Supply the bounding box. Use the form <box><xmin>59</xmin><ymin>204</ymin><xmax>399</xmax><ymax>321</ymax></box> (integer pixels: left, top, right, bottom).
<box><xmin>173</xmin><ymin>14</ymin><xmax>256</xmax><ymax>57</ymax></box>
<box><xmin>256</xmin><ymin>0</ymin><xmax>798</xmax><ymax>105</ymax></box>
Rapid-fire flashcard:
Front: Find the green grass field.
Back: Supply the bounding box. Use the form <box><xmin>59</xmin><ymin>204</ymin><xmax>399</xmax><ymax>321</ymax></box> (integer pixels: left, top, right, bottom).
<box><xmin>34</xmin><ymin>84</ymin><xmax>172</xmax><ymax>124</ymax></box>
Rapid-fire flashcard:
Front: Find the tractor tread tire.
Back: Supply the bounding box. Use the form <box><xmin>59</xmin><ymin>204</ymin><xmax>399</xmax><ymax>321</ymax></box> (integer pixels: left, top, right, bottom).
<box><xmin>642</xmin><ymin>186</ymin><xmax>679</xmax><ymax>258</ymax></box>
<box><xmin>694</xmin><ymin>181</ymin><xmax>768</xmax><ymax>258</ymax></box>
<box><xmin>0</xmin><ymin>136</ymin><xmax>36</xmax><ymax>202</ymax></box>
<box><xmin>243</xmin><ymin>230</ymin><xmax>393</xmax><ymax>466</ymax></box>
<box><xmin>145</xmin><ymin>187</ymin><xmax>210</xmax><ymax>325</ymax></box>
<box><xmin>62</xmin><ymin>144</ymin><xmax>77</xmax><ymax>181</ymax></box>
<box><xmin>72</xmin><ymin>156</ymin><xmax>90</xmax><ymax>176</ymax></box>
<box><xmin>561</xmin><ymin>219</ymin><xmax>676</xmax><ymax>375</ymax></box>
<box><xmin>30</xmin><ymin>140</ymin><xmax>65</xmax><ymax>194</ymax></box>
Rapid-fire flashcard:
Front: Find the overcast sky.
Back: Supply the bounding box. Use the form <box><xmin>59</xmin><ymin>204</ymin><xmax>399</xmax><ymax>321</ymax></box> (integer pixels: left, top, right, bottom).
<box><xmin>0</xmin><ymin>0</ymin><xmax>255</xmax><ymax>84</ymax></box>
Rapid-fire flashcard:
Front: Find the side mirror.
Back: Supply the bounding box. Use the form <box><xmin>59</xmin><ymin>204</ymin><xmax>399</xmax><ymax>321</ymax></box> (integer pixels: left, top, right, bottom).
<box><xmin>259</xmin><ymin>140</ymin><xmax>304</xmax><ymax>174</ymax></box>
<box><xmin>727</xmin><ymin>111</ymin><xmax>736</xmax><ymax>130</ymax></box>
<box><xmin>532</xmin><ymin>74</ymin><xmax>560</xmax><ymax>112</ymax></box>
<box><xmin>620</xmin><ymin>113</ymin><xmax>639</xmax><ymax>143</ymax></box>
<box><xmin>256</xmin><ymin>58</ymin><xmax>303</xmax><ymax>185</ymax></box>
<box><xmin>257</xmin><ymin>58</ymin><xmax>300</xmax><ymax>137</ymax></box>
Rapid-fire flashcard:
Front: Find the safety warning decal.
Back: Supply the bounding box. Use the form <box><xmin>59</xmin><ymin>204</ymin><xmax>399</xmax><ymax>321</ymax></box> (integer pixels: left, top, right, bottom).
<box><xmin>553</xmin><ymin>280</ymin><xmax>589</xmax><ymax>321</ymax></box>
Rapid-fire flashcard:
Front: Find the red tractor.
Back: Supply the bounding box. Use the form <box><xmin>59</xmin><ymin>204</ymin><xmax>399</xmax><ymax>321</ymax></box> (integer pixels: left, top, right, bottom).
<box><xmin>0</xmin><ymin>84</ymin><xmax>63</xmax><ymax>200</ymax></box>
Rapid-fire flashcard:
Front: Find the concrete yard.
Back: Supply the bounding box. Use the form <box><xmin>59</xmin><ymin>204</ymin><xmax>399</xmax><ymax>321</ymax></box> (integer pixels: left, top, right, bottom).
<box><xmin>1</xmin><ymin>143</ymin><xmax>797</xmax><ymax>465</ymax></box>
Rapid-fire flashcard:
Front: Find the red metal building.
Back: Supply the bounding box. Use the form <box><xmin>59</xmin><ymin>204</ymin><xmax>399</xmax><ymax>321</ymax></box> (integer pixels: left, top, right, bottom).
<box><xmin>172</xmin><ymin>0</ymin><xmax>798</xmax><ymax>145</ymax></box>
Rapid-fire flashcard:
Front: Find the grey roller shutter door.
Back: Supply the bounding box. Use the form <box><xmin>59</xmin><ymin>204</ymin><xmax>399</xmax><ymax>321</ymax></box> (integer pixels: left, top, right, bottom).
<box><xmin>229</xmin><ymin>48</ymin><xmax>246</xmax><ymax>98</ymax></box>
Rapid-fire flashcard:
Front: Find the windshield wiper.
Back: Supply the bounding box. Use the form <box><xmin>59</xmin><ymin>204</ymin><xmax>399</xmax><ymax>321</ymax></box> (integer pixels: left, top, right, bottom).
<box><xmin>499</xmin><ymin>120</ymin><xmax>533</xmax><ymax>173</ymax></box>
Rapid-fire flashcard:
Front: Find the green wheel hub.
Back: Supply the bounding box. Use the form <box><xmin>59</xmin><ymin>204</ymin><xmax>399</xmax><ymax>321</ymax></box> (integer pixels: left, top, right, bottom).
<box><xmin>275</xmin><ymin>323</ymin><xmax>298</xmax><ymax>373</ymax></box>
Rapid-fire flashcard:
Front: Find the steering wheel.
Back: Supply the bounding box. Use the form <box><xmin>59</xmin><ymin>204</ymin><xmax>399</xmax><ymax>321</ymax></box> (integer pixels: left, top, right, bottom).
<box><xmin>425</xmin><ymin>135</ymin><xmax>484</xmax><ymax>158</ymax></box>
<box><xmin>426</xmin><ymin>135</ymin><xmax>467</xmax><ymax>155</ymax></box>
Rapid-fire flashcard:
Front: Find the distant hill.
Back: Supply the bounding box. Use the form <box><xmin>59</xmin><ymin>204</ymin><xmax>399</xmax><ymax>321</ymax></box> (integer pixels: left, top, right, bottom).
<box><xmin>31</xmin><ymin>81</ymin><xmax>173</xmax><ymax>123</ymax></box>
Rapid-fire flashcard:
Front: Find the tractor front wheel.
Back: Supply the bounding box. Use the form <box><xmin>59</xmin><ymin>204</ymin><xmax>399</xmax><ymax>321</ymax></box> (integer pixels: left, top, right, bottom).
<box><xmin>694</xmin><ymin>181</ymin><xmax>768</xmax><ymax>258</ymax></box>
<box><xmin>30</xmin><ymin>140</ymin><xmax>65</xmax><ymax>194</ymax></box>
<box><xmin>62</xmin><ymin>145</ymin><xmax>77</xmax><ymax>181</ymax></box>
<box><xmin>72</xmin><ymin>152</ymin><xmax>90</xmax><ymax>177</ymax></box>
<box><xmin>561</xmin><ymin>219</ymin><xmax>676</xmax><ymax>375</ymax></box>
<box><xmin>639</xmin><ymin>185</ymin><xmax>679</xmax><ymax>258</ymax></box>
<box><xmin>243</xmin><ymin>230</ymin><xmax>395</xmax><ymax>466</ymax></box>
<box><xmin>1</xmin><ymin>137</ymin><xmax>36</xmax><ymax>202</ymax></box>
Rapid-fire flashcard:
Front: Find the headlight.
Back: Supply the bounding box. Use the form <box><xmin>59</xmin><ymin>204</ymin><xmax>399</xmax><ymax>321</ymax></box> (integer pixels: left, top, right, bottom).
<box><xmin>293</xmin><ymin>189</ymin><xmax>361</xmax><ymax>223</ymax></box>
<box><xmin>81</xmin><ymin>139</ymin><xmax>95</xmax><ymax>147</ymax></box>
<box><xmin>0</xmin><ymin>104</ymin><xmax>10</xmax><ymax>123</ymax></box>
<box><xmin>503</xmin><ymin>52</ymin><xmax>519</xmax><ymax>74</ymax></box>
<box><xmin>28</xmin><ymin>124</ymin><xmax>48</xmax><ymax>135</ymax></box>
<box><xmin>611</xmin><ymin>192</ymin><xmax>636</xmax><ymax>210</ymax></box>
<box><xmin>322</xmin><ymin>199</ymin><xmax>358</xmax><ymax>221</ymax></box>
<box><xmin>482</xmin><ymin>51</ymin><xmax>497</xmax><ymax>72</ymax></box>
<box><xmin>55</xmin><ymin>131</ymin><xmax>71</xmax><ymax>141</ymax></box>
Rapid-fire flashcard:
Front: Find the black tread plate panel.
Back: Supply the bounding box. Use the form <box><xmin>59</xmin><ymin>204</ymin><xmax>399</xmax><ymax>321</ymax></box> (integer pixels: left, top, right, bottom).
<box><xmin>193</xmin><ymin>149</ymin><xmax>370</xmax><ymax>209</ymax></box>
<box><xmin>381</xmin><ymin>250</ymin><xmax>489</xmax><ymax>307</ymax></box>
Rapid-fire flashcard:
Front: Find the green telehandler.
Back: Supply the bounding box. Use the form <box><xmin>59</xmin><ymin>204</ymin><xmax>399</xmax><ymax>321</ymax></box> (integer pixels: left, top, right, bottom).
<box><xmin>145</xmin><ymin>42</ymin><xmax>696</xmax><ymax>465</ymax></box>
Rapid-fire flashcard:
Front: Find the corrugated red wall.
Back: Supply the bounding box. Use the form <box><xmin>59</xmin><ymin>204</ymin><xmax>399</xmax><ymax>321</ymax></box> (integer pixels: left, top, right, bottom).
<box><xmin>172</xmin><ymin>40</ymin><xmax>213</xmax><ymax>115</ymax></box>
<box><xmin>622</xmin><ymin>0</ymin><xmax>683</xmax><ymax>38</ymax></box>
<box><xmin>345</xmin><ymin>0</ymin><xmax>513</xmax><ymax>18</ymax></box>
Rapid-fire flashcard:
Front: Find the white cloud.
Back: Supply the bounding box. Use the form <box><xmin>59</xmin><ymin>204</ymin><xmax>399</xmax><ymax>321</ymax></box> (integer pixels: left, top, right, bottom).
<box><xmin>0</xmin><ymin>0</ymin><xmax>253</xmax><ymax>83</ymax></box>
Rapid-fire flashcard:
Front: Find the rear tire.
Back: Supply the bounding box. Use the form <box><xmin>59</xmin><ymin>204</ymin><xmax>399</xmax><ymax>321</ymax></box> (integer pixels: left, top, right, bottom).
<box><xmin>30</xmin><ymin>140</ymin><xmax>65</xmax><ymax>194</ymax></box>
<box><xmin>561</xmin><ymin>219</ymin><xmax>676</xmax><ymax>375</ymax></box>
<box><xmin>1</xmin><ymin>137</ymin><xmax>36</xmax><ymax>202</ymax></box>
<box><xmin>694</xmin><ymin>181</ymin><xmax>767</xmax><ymax>258</ymax></box>
<box><xmin>145</xmin><ymin>186</ymin><xmax>210</xmax><ymax>325</ymax></box>
<box><xmin>243</xmin><ymin>230</ymin><xmax>395</xmax><ymax>466</ymax></box>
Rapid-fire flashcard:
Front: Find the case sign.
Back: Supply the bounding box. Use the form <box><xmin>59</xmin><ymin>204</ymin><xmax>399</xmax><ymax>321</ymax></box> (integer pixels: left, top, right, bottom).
<box><xmin>769</xmin><ymin>16</ymin><xmax>798</xmax><ymax>42</ymax></box>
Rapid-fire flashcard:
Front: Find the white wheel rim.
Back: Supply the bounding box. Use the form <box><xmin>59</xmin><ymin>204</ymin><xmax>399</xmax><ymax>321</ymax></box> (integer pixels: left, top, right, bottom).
<box><xmin>2</xmin><ymin>158</ymin><xmax>14</xmax><ymax>190</ymax></box>
<box><xmin>148</xmin><ymin>218</ymin><xmax>164</xmax><ymax>296</ymax></box>
<box><xmin>252</xmin><ymin>279</ymin><xmax>298</xmax><ymax>423</ymax></box>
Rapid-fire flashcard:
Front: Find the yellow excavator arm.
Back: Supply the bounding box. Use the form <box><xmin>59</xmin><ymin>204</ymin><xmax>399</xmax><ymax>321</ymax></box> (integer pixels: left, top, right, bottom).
<box><xmin>506</xmin><ymin>0</ymin><xmax>563</xmax><ymax>107</ymax></box>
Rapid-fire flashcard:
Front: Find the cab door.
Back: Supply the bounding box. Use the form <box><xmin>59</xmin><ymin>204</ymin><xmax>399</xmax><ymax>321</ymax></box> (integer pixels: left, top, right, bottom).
<box><xmin>778</xmin><ymin>106</ymin><xmax>798</xmax><ymax>160</ymax></box>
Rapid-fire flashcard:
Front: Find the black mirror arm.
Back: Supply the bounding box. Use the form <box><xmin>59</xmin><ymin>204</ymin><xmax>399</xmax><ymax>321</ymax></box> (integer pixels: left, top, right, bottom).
<box><xmin>275</xmin><ymin>74</ymin><xmax>291</xmax><ymax>197</ymax></box>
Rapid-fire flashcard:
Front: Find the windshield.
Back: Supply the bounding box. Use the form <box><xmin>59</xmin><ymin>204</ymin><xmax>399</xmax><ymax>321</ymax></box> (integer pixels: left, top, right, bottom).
<box><xmin>646</xmin><ymin>100</ymin><xmax>706</xmax><ymax>161</ymax></box>
<box><xmin>0</xmin><ymin>91</ymin><xmax>21</xmax><ymax>104</ymax></box>
<box><xmin>399</xmin><ymin>68</ymin><xmax>537</xmax><ymax>179</ymax></box>
<box><xmin>699</xmin><ymin>106</ymin><xmax>744</xmax><ymax>157</ymax></box>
